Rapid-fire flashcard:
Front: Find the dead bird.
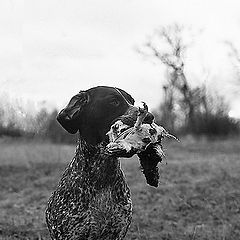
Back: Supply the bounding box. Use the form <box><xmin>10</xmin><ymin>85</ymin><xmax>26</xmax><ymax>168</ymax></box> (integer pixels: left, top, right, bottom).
<box><xmin>107</xmin><ymin>102</ymin><xmax>178</xmax><ymax>187</ymax></box>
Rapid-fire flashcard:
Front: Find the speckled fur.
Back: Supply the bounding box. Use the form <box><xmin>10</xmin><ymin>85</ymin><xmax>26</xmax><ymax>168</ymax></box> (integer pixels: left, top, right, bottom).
<box><xmin>46</xmin><ymin>136</ymin><xmax>132</xmax><ymax>240</ymax></box>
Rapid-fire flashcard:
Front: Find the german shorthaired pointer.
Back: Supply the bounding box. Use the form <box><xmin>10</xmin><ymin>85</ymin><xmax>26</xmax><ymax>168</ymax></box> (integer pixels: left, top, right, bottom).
<box><xmin>46</xmin><ymin>86</ymin><xmax>154</xmax><ymax>240</ymax></box>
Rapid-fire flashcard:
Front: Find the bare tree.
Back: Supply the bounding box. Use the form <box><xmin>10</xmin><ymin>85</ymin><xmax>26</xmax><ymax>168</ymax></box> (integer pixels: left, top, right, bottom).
<box><xmin>226</xmin><ymin>41</ymin><xmax>240</xmax><ymax>62</ymax></box>
<box><xmin>225</xmin><ymin>41</ymin><xmax>240</xmax><ymax>85</ymax></box>
<box><xmin>138</xmin><ymin>24</ymin><xmax>199</xmax><ymax>131</ymax></box>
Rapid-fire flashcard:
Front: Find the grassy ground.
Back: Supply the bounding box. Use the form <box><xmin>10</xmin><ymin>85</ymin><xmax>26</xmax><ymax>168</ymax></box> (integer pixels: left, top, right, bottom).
<box><xmin>0</xmin><ymin>137</ymin><xmax>240</xmax><ymax>240</ymax></box>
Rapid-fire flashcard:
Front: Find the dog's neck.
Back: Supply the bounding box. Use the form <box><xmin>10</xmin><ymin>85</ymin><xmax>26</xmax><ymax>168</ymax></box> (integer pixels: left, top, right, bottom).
<box><xmin>75</xmin><ymin>135</ymin><xmax>101</xmax><ymax>157</ymax></box>
<box><xmin>70</xmin><ymin>135</ymin><xmax>120</xmax><ymax>189</ymax></box>
<box><xmin>78</xmin><ymin>125</ymin><xmax>109</xmax><ymax>146</ymax></box>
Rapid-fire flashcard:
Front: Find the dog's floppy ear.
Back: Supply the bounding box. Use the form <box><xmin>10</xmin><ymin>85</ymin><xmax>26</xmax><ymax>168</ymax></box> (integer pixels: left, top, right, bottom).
<box><xmin>57</xmin><ymin>91</ymin><xmax>89</xmax><ymax>134</ymax></box>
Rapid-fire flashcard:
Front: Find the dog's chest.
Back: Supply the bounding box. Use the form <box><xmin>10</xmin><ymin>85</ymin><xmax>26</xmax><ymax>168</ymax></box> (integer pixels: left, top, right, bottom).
<box><xmin>46</xmin><ymin>147</ymin><xmax>132</xmax><ymax>239</ymax></box>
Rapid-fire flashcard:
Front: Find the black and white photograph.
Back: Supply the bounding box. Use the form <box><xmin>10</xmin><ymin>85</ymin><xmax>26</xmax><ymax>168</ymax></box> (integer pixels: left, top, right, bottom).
<box><xmin>0</xmin><ymin>0</ymin><xmax>240</xmax><ymax>239</ymax></box>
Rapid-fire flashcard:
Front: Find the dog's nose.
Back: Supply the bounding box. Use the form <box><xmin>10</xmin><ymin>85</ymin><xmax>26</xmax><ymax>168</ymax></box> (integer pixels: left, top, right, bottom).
<box><xmin>143</xmin><ymin>112</ymin><xmax>154</xmax><ymax>124</ymax></box>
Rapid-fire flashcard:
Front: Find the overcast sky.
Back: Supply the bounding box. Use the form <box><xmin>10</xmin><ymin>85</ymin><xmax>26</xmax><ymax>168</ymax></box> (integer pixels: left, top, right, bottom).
<box><xmin>0</xmin><ymin>0</ymin><xmax>240</xmax><ymax>117</ymax></box>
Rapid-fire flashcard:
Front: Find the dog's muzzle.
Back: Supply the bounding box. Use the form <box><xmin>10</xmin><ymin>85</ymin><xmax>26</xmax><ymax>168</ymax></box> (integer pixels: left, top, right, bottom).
<box><xmin>113</xmin><ymin>105</ymin><xmax>154</xmax><ymax>127</ymax></box>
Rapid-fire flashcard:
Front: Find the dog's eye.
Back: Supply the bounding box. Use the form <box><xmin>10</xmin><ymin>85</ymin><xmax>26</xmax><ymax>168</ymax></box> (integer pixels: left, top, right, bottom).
<box><xmin>110</xmin><ymin>99</ymin><xmax>120</xmax><ymax>106</ymax></box>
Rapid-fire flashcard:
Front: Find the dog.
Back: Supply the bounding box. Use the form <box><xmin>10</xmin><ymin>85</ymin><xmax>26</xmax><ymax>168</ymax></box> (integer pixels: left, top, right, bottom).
<box><xmin>46</xmin><ymin>86</ymin><xmax>154</xmax><ymax>240</ymax></box>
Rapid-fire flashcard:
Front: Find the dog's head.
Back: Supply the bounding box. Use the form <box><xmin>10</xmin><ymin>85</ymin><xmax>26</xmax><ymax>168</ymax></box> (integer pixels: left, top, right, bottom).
<box><xmin>57</xmin><ymin>86</ymin><xmax>154</xmax><ymax>145</ymax></box>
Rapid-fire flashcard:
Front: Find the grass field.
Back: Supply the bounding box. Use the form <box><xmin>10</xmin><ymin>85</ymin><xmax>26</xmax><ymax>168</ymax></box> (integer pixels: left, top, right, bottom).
<box><xmin>0</xmin><ymin>137</ymin><xmax>240</xmax><ymax>240</ymax></box>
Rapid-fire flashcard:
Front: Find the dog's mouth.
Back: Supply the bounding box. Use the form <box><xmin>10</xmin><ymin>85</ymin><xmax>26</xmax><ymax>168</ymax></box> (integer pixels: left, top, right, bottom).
<box><xmin>113</xmin><ymin>116</ymin><xmax>136</xmax><ymax>128</ymax></box>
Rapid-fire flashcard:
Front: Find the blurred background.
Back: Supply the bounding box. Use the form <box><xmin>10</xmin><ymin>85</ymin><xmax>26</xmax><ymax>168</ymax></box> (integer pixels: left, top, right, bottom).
<box><xmin>0</xmin><ymin>0</ymin><xmax>240</xmax><ymax>239</ymax></box>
